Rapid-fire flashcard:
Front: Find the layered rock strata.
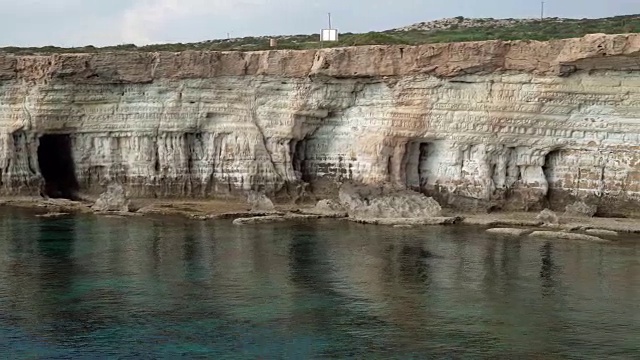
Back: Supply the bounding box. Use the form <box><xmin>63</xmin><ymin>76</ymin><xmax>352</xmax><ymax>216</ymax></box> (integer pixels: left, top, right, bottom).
<box><xmin>1</xmin><ymin>33</ymin><xmax>640</xmax><ymax>216</ymax></box>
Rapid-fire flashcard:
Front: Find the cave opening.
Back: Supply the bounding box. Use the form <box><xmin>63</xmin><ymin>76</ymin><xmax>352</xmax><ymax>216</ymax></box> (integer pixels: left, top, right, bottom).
<box><xmin>403</xmin><ymin>141</ymin><xmax>432</xmax><ymax>192</ymax></box>
<box><xmin>291</xmin><ymin>139</ymin><xmax>310</xmax><ymax>182</ymax></box>
<box><xmin>37</xmin><ymin>134</ymin><xmax>79</xmax><ymax>199</ymax></box>
<box><xmin>184</xmin><ymin>132</ymin><xmax>203</xmax><ymax>174</ymax></box>
<box><xmin>543</xmin><ymin>150</ymin><xmax>562</xmax><ymax>205</ymax></box>
<box><xmin>418</xmin><ymin>143</ymin><xmax>431</xmax><ymax>190</ymax></box>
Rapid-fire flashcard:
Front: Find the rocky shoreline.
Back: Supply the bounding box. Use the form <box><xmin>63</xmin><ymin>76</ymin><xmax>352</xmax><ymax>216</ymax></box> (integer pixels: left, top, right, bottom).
<box><xmin>2</xmin><ymin>193</ymin><xmax>638</xmax><ymax>245</ymax></box>
<box><xmin>1</xmin><ymin>181</ymin><xmax>635</xmax><ymax>245</ymax></box>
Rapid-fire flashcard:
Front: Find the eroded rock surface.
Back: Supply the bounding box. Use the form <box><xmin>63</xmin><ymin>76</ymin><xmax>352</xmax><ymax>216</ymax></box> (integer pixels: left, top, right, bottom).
<box><xmin>2</xmin><ymin>34</ymin><xmax>640</xmax><ymax>216</ymax></box>
<box><xmin>247</xmin><ymin>191</ymin><xmax>275</xmax><ymax>212</ymax></box>
<box><xmin>302</xmin><ymin>199</ymin><xmax>347</xmax><ymax>217</ymax></box>
<box><xmin>339</xmin><ymin>183</ymin><xmax>442</xmax><ymax>219</ymax></box>
<box><xmin>92</xmin><ymin>183</ymin><xmax>130</xmax><ymax>212</ymax></box>
<box><xmin>536</xmin><ymin>209</ymin><xmax>559</xmax><ymax>225</ymax></box>
<box><xmin>564</xmin><ymin>201</ymin><xmax>597</xmax><ymax>217</ymax></box>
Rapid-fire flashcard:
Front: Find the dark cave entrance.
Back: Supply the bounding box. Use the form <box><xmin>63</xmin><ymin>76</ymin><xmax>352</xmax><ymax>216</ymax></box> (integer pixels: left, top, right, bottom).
<box><xmin>291</xmin><ymin>139</ymin><xmax>310</xmax><ymax>182</ymax></box>
<box><xmin>542</xmin><ymin>150</ymin><xmax>561</xmax><ymax>194</ymax></box>
<box><xmin>418</xmin><ymin>143</ymin><xmax>431</xmax><ymax>190</ymax></box>
<box><xmin>37</xmin><ymin>134</ymin><xmax>80</xmax><ymax>199</ymax></box>
<box><xmin>404</xmin><ymin>141</ymin><xmax>432</xmax><ymax>191</ymax></box>
<box><xmin>543</xmin><ymin>150</ymin><xmax>561</xmax><ymax>200</ymax></box>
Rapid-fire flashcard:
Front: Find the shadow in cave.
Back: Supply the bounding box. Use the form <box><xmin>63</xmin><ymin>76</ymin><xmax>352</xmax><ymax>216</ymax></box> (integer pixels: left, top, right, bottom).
<box><xmin>543</xmin><ymin>150</ymin><xmax>562</xmax><ymax>209</ymax></box>
<box><xmin>403</xmin><ymin>140</ymin><xmax>432</xmax><ymax>192</ymax></box>
<box><xmin>291</xmin><ymin>138</ymin><xmax>311</xmax><ymax>183</ymax></box>
<box><xmin>37</xmin><ymin>134</ymin><xmax>80</xmax><ymax>200</ymax></box>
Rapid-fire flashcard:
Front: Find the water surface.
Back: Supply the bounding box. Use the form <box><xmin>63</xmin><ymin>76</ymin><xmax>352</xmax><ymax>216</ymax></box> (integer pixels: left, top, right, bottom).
<box><xmin>0</xmin><ymin>208</ymin><xmax>638</xmax><ymax>358</ymax></box>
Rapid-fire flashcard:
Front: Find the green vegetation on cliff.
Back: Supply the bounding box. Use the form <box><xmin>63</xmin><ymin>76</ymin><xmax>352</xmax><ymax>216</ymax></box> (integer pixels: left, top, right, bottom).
<box><xmin>2</xmin><ymin>14</ymin><xmax>640</xmax><ymax>54</ymax></box>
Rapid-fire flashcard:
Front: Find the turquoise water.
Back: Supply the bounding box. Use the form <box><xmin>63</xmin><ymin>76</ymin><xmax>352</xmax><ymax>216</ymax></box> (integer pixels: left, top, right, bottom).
<box><xmin>0</xmin><ymin>208</ymin><xmax>639</xmax><ymax>359</ymax></box>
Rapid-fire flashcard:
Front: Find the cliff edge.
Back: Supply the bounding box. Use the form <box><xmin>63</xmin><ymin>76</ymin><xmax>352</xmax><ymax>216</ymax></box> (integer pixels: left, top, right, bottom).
<box><xmin>2</xmin><ymin>33</ymin><xmax>640</xmax><ymax>216</ymax></box>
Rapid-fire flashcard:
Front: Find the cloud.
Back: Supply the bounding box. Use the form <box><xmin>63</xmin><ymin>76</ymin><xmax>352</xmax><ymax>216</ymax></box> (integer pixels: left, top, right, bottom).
<box><xmin>120</xmin><ymin>0</ymin><xmax>266</xmax><ymax>45</ymax></box>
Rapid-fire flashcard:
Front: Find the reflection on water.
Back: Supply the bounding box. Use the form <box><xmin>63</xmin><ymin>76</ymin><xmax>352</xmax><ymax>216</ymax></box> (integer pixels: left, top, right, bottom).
<box><xmin>0</xmin><ymin>208</ymin><xmax>639</xmax><ymax>358</ymax></box>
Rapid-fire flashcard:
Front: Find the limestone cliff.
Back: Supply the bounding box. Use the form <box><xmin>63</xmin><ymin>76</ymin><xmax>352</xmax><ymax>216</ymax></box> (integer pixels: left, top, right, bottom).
<box><xmin>2</xmin><ymin>33</ymin><xmax>640</xmax><ymax>216</ymax></box>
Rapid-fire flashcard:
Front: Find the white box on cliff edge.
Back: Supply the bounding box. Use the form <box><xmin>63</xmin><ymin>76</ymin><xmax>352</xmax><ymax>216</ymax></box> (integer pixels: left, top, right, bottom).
<box><xmin>320</xmin><ymin>29</ymin><xmax>338</xmax><ymax>42</ymax></box>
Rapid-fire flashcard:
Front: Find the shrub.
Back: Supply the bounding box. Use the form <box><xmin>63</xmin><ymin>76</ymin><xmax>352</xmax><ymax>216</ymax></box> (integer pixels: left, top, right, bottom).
<box><xmin>1</xmin><ymin>14</ymin><xmax>638</xmax><ymax>53</ymax></box>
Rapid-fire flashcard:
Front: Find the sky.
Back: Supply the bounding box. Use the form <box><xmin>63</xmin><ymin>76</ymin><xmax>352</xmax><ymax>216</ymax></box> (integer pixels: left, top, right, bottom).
<box><xmin>0</xmin><ymin>0</ymin><xmax>638</xmax><ymax>47</ymax></box>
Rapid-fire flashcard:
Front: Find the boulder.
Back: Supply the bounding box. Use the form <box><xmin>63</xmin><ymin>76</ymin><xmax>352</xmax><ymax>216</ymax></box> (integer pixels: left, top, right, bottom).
<box><xmin>314</xmin><ymin>199</ymin><xmax>344</xmax><ymax>212</ymax></box>
<box><xmin>463</xmin><ymin>217</ymin><xmax>543</xmax><ymax>227</ymax></box>
<box><xmin>486</xmin><ymin>228</ymin><xmax>532</xmax><ymax>236</ymax></box>
<box><xmin>564</xmin><ymin>201</ymin><xmax>597</xmax><ymax>217</ymax></box>
<box><xmin>536</xmin><ymin>209</ymin><xmax>559</xmax><ymax>225</ymax></box>
<box><xmin>349</xmin><ymin>216</ymin><xmax>461</xmax><ymax>226</ymax></box>
<box><xmin>233</xmin><ymin>213</ymin><xmax>321</xmax><ymax>225</ymax></box>
<box><xmin>92</xmin><ymin>183</ymin><xmax>130</xmax><ymax>212</ymax></box>
<box><xmin>36</xmin><ymin>212</ymin><xmax>70</xmax><ymax>218</ymax></box>
<box><xmin>338</xmin><ymin>183</ymin><xmax>442</xmax><ymax>219</ymax></box>
<box><xmin>585</xmin><ymin>228</ymin><xmax>618</xmax><ymax>237</ymax></box>
<box><xmin>303</xmin><ymin>199</ymin><xmax>347</xmax><ymax>217</ymax></box>
<box><xmin>247</xmin><ymin>191</ymin><xmax>275</xmax><ymax>212</ymax></box>
<box><xmin>529</xmin><ymin>231</ymin><xmax>609</xmax><ymax>243</ymax></box>
<box><xmin>233</xmin><ymin>215</ymin><xmax>286</xmax><ymax>225</ymax></box>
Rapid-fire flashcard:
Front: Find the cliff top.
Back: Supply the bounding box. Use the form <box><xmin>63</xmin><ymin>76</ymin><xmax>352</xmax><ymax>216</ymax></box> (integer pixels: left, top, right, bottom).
<box><xmin>1</xmin><ymin>33</ymin><xmax>640</xmax><ymax>81</ymax></box>
<box><xmin>1</xmin><ymin>14</ymin><xmax>639</xmax><ymax>55</ymax></box>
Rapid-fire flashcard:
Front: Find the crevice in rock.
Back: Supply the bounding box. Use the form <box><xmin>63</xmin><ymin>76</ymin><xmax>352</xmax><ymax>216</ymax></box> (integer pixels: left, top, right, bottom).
<box><xmin>37</xmin><ymin>134</ymin><xmax>79</xmax><ymax>200</ymax></box>
<box><xmin>499</xmin><ymin>147</ymin><xmax>520</xmax><ymax>202</ymax></box>
<box><xmin>207</xmin><ymin>132</ymin><xmax>227</xmax><ymax>196</ymax></box>
<box><xmin>249</xmin><ymin>95</ymin><xmax>281</xmax><ymax>184</ymax></box>
<box><xmin>153</xmin><ymin>134</ymin><xmax>161</xmax><ymax>174</ymax></box>
<box><xmin>490</xmin><ymin>163</ymin><xmax>498</xmax><ymax>186</ymax></box>
<box><xmin>152</xmin><ymin>134</ymin><xmax>161</xmax><ymax>198</ymax></box>
<box><xmin>185</xmin><ymin>133</ymin><xmax>197</xmax><ymax>175</ymax></box>
<box><xmin>184</xmin><ymin>131</ymin><xmax>204</xmax><ymax>196</ymax></box>
<box><xmin>185</xmin><ymin>133</ymin><xmax>194</xmax><ymax>195</ymax></box>
<box><xmin>506</xmin><ymin>147</ymin><xmax>519</xmax><ymax>185</ymax></box>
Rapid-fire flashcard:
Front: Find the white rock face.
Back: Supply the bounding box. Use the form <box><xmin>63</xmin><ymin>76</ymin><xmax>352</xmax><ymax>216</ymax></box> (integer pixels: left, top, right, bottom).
<box><xmin>1</xmin><ymin>34</ymin><xmax>640</xmax><ymax>216</ymax></box>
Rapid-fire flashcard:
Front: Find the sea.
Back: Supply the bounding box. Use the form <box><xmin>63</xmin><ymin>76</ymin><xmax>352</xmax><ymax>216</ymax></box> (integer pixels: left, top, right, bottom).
<box><xmin>0</xmin><ymin>207</ymin><xmax>638</xmax><ymax>359</ymax></box>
